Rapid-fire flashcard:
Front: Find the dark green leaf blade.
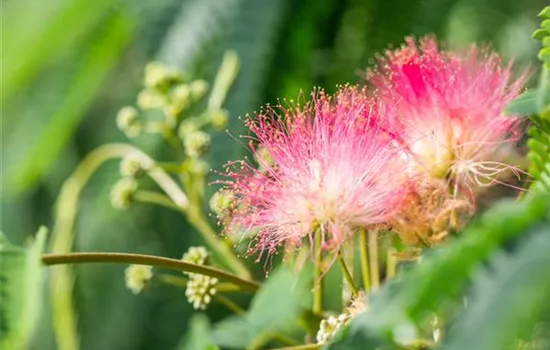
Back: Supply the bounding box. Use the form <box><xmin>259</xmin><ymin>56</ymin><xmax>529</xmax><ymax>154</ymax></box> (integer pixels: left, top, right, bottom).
<box><xmin>444</xmin><ymin>222</ymin><xmax>550</xmax><ymax>350</ymax></box>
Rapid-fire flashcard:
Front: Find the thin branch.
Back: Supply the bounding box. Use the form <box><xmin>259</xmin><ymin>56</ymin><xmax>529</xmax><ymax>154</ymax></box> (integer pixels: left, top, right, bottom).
<box><xmin>42</xmin><ymin>252</ymin><xmax>260</xmax><ymax>292</ymax></box>
<box><xmin>337</xmin><ymin>250</ymin><xmax>358</xmax><ymax>297</ymax></box>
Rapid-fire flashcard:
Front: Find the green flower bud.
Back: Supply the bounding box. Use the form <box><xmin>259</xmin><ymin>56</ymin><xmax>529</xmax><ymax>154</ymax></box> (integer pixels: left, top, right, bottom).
<box><xmin>116</xmin><ymin>106</ymin><xmax>143</xmax><ymax>138</ymax></box>
<box><xmin>144</xmin><ymin>62</ymin><xmax>183</xmax><ymax>90</ymax></box>
<box><xmin>316</xmin><ymin>314</ymin><xmax>349</xmax><ymax>345</ymax></box>
<box><xmin>181</xmin><ymin>246</ymin><xmax>209</xmax><ymax>270</ymax></box>
<box><xmin>208</xmin><ymin>109</ymin><xmax>229</xmax><ymax>130</ymax></box>
<box><xmin>209</xmin><ymin>190</ymin><xmax>234</xmax><ymax>217</ymax></box>
<box><xmin>110</xmin><ymin>178</ymin><xmax>138</xmax><ymax>210</ymax></box>
<box><xmin>187</xmin><ymin>158</ymin><xmax>209</xmax><ymax>175</ymax></box>
<box><xmin>185</xmin><ymin>274</ymin><xmax>218</xmax><ymax>310</ymax></box>
<box><xmin>120</xmin><ymin>154</ymin><xmax>145</xmax><ymax>178</ymax></box>
<box><xmin>172</xmin><ymin>84</ymin><xmax>191</xmax><ymax>104</ymax></box>
<box><xmin>189</xmin><ymin>79</ymin><xmax>208</xmax><ymax>100</ymax></box>
<box><xmin>183</xmin><ymin>131</ymin><xmax>211</xmax><ymax>158</ymax></box>
<box><xmin>254</xmin><ymin>144</ymin><xmax>274</xmax><ymax>171</ymax></box>
<box><xmin>137</xmin><ymin>89</ymin><xmax>167</xmax><ymax>110</ymax></box>
<box><xmin>178</xmin><ymin>118</ymin><xmax>203</xmax><ymax>139</ymax></box>
<box><xmin>125</xmin><ymin>264</ymin><xmax>153</xmax><ymax>294</ymax></box>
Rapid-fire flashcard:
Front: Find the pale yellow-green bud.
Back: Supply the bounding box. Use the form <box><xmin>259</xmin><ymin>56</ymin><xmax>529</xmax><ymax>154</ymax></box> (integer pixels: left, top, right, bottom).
<box><xmin>172</xmin><ymin>84</ymin><xmax>191</xmax><ymax>104</ymax></box>
<box><xmin>254</xmin><ymin>144</ymin><xmax>274</xmax><ymax>171</ymax></box>
<box><xmin>316</xmin><ymin>314</ymin><xmax>349</xmax><ymax>345</ymax></box>
<box><xmin>110</xmin><ymin>178</ymin><xmax>138</xmax><ymax>210</ymax></box>
<box><xmin>181</xmin><ymin>246</ymin><xmax>209</xmax><ymax>272</ymax></box>
<box><xmin>144</xmin><ymin>62</ymin><xmax>183</xmax><ymax>90</ymax></box>
<box><xmin>209</xmin><ymin>190</ymin><xmax>234</xmax><ymax>217</ymax></box>
<box><xmin>187</xmin><ymin>158</ymin><xmax>209</xmax><ymax>175</ymax></box>
<box><xmin>185</xmin><ymin>274</ymin><xmax>218</xmax><ymax>310</ymax></box>
<box><xmin>116</xmin><ymin>106</ymin><xmax>143</xmax><ymax>138</ymax></box>
<box><xmin>189</xmin><ymin>79</ymin><xmax>208</xmax><ymax>100</ymax></box>
<box><xmin>125</xmin><ymin>264</ymin><xmax>153</xmax><ymax>294</ymax></box>
<box><xmin>137</xmin><ymin>89</ymin><xmax>167</xmax><ymax>110</ymax></box>
<box><xmin>183</xmin><ymin>131</ymin><xmax>211</xmax><ymax>158</ymax></box>
<box><xmin>165</xmin><ymin>84</ymin><xmax>191</xmax><ymax>119</ymax></box>
<box><xmin>119</xmin><ymin>154</ymin><xmax>145</xmax><ymax>178</ymax></box>
<box><xmin>208</xmin><ymin>109</ymin><xmax>229</xmax><ymax>130</ymax></box>
<box><xmin>178</xmin><ymin>118</ymin><xmax>203</xmax><ymax>139</ymax></box>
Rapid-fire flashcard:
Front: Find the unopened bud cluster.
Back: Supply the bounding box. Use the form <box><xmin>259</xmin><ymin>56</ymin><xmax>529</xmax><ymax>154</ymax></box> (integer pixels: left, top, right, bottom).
<box><xmin>182</xmin><ymin>246</ymin><xmax>209</xmax><ymax>269</ymax></box>
<box><xmin>125</xmin><ymin>264</ymin><xmax>153</xmax><ymax>294</ymax></box>
<box><xmin>185</xmin><ymin>275</ymin><xmax>218</xmax><ymax>310</ymax></box>
<box><xmin>110</xmin><ymin>178</ymin><xmax>138</xmax><ymax>210</ymax></box>
<box><xmin>181</xmin><ymin>246</ymin><xmax>217</xmax><ymax>310</ymax></box>
<box><xmin>110</xmin><ymin>153</ymin><xmax>147</xmax><ymax>210</ymax></box>
<box><xmin>209</xmin><ymin>190</ymin><xmax>234</xmax><ymax>217</ymax></box>
<box><xmin>316</xmin><ymin>292</ymin><xmax>368</xmax><ymax>345</ymax></box>
<box><xmin>316</xmin><ymin>314</ymin><xmax>350</xmax><ymax>345</ymax></box>
<box><xmin>113</xmin><ymin>57</ymin><xmax>237</xmax><ymax>180</ymax></box>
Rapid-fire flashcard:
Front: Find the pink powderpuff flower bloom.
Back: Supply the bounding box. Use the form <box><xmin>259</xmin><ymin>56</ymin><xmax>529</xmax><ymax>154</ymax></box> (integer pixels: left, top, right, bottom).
<box><xmin>368</xmin><ymin>36</ymin><xmax>527</xmax><ymax>196</ymax></box>
<box><xmin>221</xmin><ymin>86</ymin><xmax>409</xmax><ymax>256</ymax></box>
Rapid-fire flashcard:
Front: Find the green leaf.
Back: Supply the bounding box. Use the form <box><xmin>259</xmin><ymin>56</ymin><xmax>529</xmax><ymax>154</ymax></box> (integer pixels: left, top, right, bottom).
<box><xmin>4</xmin><ymin>13</ymin><xmax>134</xmax><ymax>195</ymax></box>
<box><xmin>178</xmin><ymin>314</ymin><xmax>219</xmax><ymax>350</ymax></box>
<box><xmin>0</xmin><ymin>227</ymin><xmax>48</xmax><ymax>349</ymax></box>
<box><xmin>327</xmin><ymin>194</ymin><xmax>550</xmax><ymax>349</ymax></box>
<box><xmin>538</xmin><ymin>47</ymin><xmax>550</xmax><ymax>63</ymax></box>
<box><xmin>537</xmin><ymin>67</ymin><xmax>550</xmax><ymax>113</ymax></box>
<box><xmin>211</xmin><ymin>266</ymin><xmax>311</xmax><ymax>348</ymax></box>
<box><xmin>532</xmin><ymin>28</ymin><xmax>549</xmax><ymax>40</ymax></box>
<box><xmin>504</xmin><ymin>89</ymin><xmax>539</xmax><ymax>116</ymax></box>
<box><xmin>444</xmin><ymin>222</ymin><xmax>550</xmax><ymax>350</ymax></box>
<box><xmin>1</xmin><ymin>0</ymin><xmax>113</xmax><ymax>104</ymax></box>
<box><xmin>539</xmin><ymin>6</ymin><xmax>550</xmax><ymax>19</ymax></box>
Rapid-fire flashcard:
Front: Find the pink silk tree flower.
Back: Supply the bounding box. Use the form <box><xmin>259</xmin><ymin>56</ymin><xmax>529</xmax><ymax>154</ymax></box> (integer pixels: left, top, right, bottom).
<box><xmin>221</xmin><ymin>86</ymin><xmax>409</xmax><ymax>256</ymax></box>
<box><xmin>368</xmin><ymin>36</ymin><xmax>527</xmax><ymax>197</ymax></box>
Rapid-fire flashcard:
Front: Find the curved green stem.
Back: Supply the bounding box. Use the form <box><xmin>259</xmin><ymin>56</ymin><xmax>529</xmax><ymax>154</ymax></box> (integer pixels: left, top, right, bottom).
<box><xmin>187</xmin><ymin>209</ymin><xmax>251</xmax><ymax>279</ymax></box>
<box><xmin>42</xmin><ymin>252</ymin><xmax>260</xmax><ymax>292</ymax></box>
<box><xmin>267</xmin><ymin>345</ymin><xmax>320</xmax><ymax>350</ymax></box>
<box><xmin>50</xmin><ymin>143</ymin><xmax>138</xmax><ymax>350</ymax></box>
<box><xmin>134</xmin><ymin>191</ymin><xmax>182</xmax><ymax>211</ymax></box>
<box><xmin>214</xmin><ymin>294</ymin><xmax>245</xmax><ymax>315</ymax></box>
<box><xmin>157</xmin><ymin>274</ymin><xmax>188</xmax><ymax>287</ymax></box>
<box><xmin>337</xmin><ymin>250</ymin><xmax>358</xmax><ymax>297</ymax></box>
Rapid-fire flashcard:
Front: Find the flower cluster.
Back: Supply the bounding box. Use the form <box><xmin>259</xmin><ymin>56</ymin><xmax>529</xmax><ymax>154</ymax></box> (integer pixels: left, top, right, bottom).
<box><xmin>223</xmin><ymin>87</ymin><xmax>409</xmax><ymax>255</ymax></box>
<box><xmin>220</xmin><ymin>36</ymin><xmax>526</xmax><ymax>254</ymax></box>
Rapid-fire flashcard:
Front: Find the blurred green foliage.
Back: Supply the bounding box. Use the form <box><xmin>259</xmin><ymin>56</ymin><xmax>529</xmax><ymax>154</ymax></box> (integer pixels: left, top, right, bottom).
<box><xmin>1</xmin><ymin>0</ymin><xmax>547</xmax><ymax>349</ymax></box>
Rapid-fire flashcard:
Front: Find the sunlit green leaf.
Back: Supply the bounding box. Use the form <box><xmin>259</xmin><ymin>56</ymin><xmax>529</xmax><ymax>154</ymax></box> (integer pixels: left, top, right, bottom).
<box><xmin>0</xmin><ymin>227</ymin><xmax>48</xmax><ymax>349</ymax></box>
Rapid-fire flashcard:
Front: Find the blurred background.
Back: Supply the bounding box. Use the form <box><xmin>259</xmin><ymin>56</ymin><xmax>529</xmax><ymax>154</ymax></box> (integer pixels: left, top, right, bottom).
<box><xmin>1</xmin><ymin>0</ymin><xmax>546</xmax><ymax>349</ymax></box>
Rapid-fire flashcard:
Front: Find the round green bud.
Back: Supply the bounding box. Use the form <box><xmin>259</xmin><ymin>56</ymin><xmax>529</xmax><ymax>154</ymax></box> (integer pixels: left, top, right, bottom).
<box><xmin>125</xmin><ymin>264</ymin><xmax>153</xmax><ymax>294</ymax></box>
<box><xmin>178</xmin><ymin>118</ymin><xmax>203</xmax><ymax>139</ymax></box>
<box><xmin>119</xmin><ymin>154</ymin><xmax>145</xmax><ymax>178</ymax></box>
<box><xmin>189</xmin><ymin>79</ymin><xmax>208</xmax><ymax>100</ymax></box>
<box><xmin>137</xmin><ymin>89</ymin><xmax>167</xmax><ymax>110</ymax></box>
<box><xmin>110</xmin><ymin>178</ymin><xmax>138</xmax><ymax>210</ymax></box>
<box><xmin>181</xmin><ymin>246</ymin><xmax>209</xmax><ymax>269</ymax></box>
<box><xmin>209</xmin><ymin>190</ymin><xmax>234</xmax><ymax>217</ymax></box>
<box><xmin>209</xmin><ymin>109</ymin><xmax>229</xmax><ymax>130</ymax></box>
<box><xmin>183</xmin><ymin>131</ymin><xmax>211</xmax><ymax>158</ymax></box>
<box><xmin>116</xmin><ymin>106</ymin><xmax>143</xmax><ymax>138</ymax></box>
<box><xmin>187</xmin><ymin>158</ymin><xmax>209</xmax><ymax>175</ymax></box>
